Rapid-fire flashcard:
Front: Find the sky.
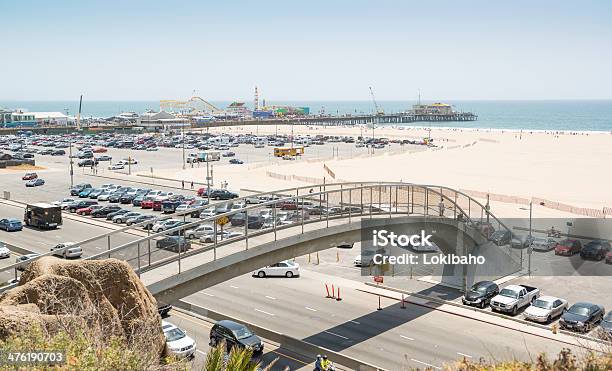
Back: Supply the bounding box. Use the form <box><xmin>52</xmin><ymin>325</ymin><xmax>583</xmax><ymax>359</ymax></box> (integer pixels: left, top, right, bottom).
<box><xmin>2</xmin><ymin>0</ymin><xmax>612</xmax><ymax>101</ymax></box>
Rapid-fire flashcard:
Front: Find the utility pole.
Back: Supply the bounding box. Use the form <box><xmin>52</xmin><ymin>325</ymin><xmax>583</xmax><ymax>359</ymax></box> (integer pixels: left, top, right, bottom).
<box><xmin>528</xmin><ymin>201</ymin><xmax>532</xmax><ymax>276</ymax></box>
<box><xmin>182</xmin><ymin>123</ymin><xmax>186</xmax><ymax>170</ymax></box>
<box><xmin>68</xmin><ymin>136</ymin><xmax>74</xmax><ymax>187</ymax></box>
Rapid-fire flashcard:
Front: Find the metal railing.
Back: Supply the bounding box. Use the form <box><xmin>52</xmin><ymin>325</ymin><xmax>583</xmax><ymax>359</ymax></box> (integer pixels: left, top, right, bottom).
<box><xmin>1</xmin><ymin>182</ymin><xmax>517</xmax><ymax>288</ymax></box>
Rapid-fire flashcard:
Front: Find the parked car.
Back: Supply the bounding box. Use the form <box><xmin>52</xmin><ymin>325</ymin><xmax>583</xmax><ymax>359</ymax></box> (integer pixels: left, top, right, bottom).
<box><xmin>22</xmin><ymin>172</ymin><xmax>38</xmax><ymax>180</ymax></box>
<box><xmin>53</xmin><ymin>198</ymin><xmax>76</xmax><ymax>209</ymax></box>
<box><xmin>490</xmin><ymin>230</ymin><xmax>512</xmax><ymax>246</ymax></box>
<box><xmin>15</xmin><ymin>253</ymin><xmax>41</xmax><ymax>271</ymax></box>
<box><xmin>156</xmin><ymin>236</ymin><xmax>191</xmax><ymax>252</ymax></box>
<box><xmin>77</xmin><ymin>158</ymin><xmax>98</xmax><ymax>167</ymax></box>
<box><xmin>88</xmin><ymin>188</ymin><xmax>105</xmax><ymax>199</ymax></box>
<box><xmin>106</xmin><ymin>209</ymin><xmax>129</xmax><ymax>220</ymax></box>
<box><xmin>209</xmin><ymin>320</ymin><xmax>263</xmax><ymax>354</ymax></box>
<box><xmin>70</xmin><ymin>183</ymin><xmax>92</xmax><ymax>196</ymax></box>
<box><xmin>108</xmin><ymin>163</ymin><xmax>125</xmax><ymax>170</ymax></box>
<box><xmin>78</xmin><ymin>187</ymin><xmax>95</xmax><ymax>198</ymax></box>
<box><xmin>162</xmin><ymin>321</ymin><xmax>196</xmax><ymax>359</ymax></box>
<box><xmin>210</xmin><ymin>190</ymin><xmax>239</xmax><ymax>200</ymax></box>
<box><xmin>531</xmin><ymin>237</ymin><xmax>558</xmax><ymax>252</ymax></box>
<box><xmin>113</xmin><ymin>212</ymin><xmax>141</xmax><ymax>224</ymax></box>
<box><xmin>151</xmin><ymin>219</ymin><xmax>181</xmax><ymax>233</ymax></box>
<box><xmin>140</xmin><ymin>196</ymin><xmax>156</xmax><ymax>209</ymax></box>
<box><xmin>523</xmin><ymin>296</ymin><xmax>568</xmax><ymax>323</ymax></box>
<box><xmin>511</xmin><ymin>234</ymin><xmax>535</xmax><ymax>249</ymax></box>
<box><xmin>607</xmin><ymin>250</ymin><xmax>612</xmax><ymax>264</ymax></box>
<box><xmin>580</xmin><ymin>240</ymin><xmax>611</xmax><ymax>261</ymax></box>
<box><xmin>76</xmin><ymin>204</ymin><xmax>103</xmax><ymax>216</ymax></box>
<box><xmin>0</xmin><ymin>243</ymin><xmax>10</xmax><ymax>259</ymax></box>
<box><xmin>68</xmin><ymin>200</ymin><xmax>97</xmax><ymax>213</ymax></box>
<box><xmin>560</xmin><ymin>302</ymin><xmax>605</xmax><ymax>332</ymax></box>
<box><xmin>96</xmin><ymin>155</ymin><xmax>113</xmax><ymax>161</ymax></box>
<box><xmin>0</xmin><ymin>218</ymin><xmax>23</xmax><ymax>232</ymax></box>
<box><xmin>253</xmin><ymin>260</ymin><xmax>300</xmax><ymax>278</ymax></box>
<box><xmin>50</xmin><ymin>242</ymin><xmax>83</xmax><ymax>259</ymax></box>
<box><xmin>126</xmin><ymin>214</ymin><xmax>156</xmax><ymax>227</ymax></box>
<box><xmin>185</xmin><ymin>225</ymin><xmax>214</xmax><ymax>239</ymax></box>
<box><xmin>462</xmin><ymin>280</ymin><xmax>500</xmax><ymax>308</ymax></box>
<box><xmin>91</xmin><ymin>205</ymin><xmax>122</xmax><ymax>218</ymax></box>
<box><xmin>354</xmin><ymin>248</ymin><xmax>386</xmax><ymax>267</ymax></box>
<box><xmin>199</xmin><ymin>230</ymin><xmax>242</xmax><ymax>243</ymax></box>
<box><xmin>229</xmin><ymin>158</ymin><xmax>244</xmax><ymax>164</ymax></box>
<box><xmin>554</xmin><ymin>239</ymin><xmax>583</xmax><ymax>256</ymax></box>
<box><xmin>490</xmin><ymin>284</ymin><xmax>540</xmax><ymax>315</ymax></box>
<box><xmin>25</xmin><ymin>178</ymin><xmax>45</xmax><ymax>187</ymax></box>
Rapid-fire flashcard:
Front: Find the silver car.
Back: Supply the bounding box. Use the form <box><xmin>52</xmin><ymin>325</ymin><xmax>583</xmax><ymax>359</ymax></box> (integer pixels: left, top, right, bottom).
<box><xmin>524</xmin><ymin>296</ymin><xmax>568</xmax><ymax>323</ymax></box>
<box><xmin>531</xmin><ymin>237</ymin><xmax>557</xmax><ymax>251</ymax></box>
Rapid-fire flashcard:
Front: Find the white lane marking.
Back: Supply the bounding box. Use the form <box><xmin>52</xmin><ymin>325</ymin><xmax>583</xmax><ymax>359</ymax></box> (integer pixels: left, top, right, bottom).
<box><xmin>202</xmin><ymin>292</ymin><xmax>215</xmax><ymax>297</ymax></box>
<box><xmin>265</xmin><ymin>295</ymin><xmax>276</xmax><ymax>300</ymax></box>
<box><xmin>323</xmin><ymin>331</ymin><xmax>349</xmax><ymax>340</ymax></box>
<box><xmin>196</xmin><ymin>350</ymin><xmax>207</xmax><ymax>356</ymax></box>
<box><xmin>457</xmin><ymin>352</ymin><xmax>472</xmax><ymax>358</ymax></box>
<box><xmin>305</xmin><ymin>307</ymin><xmax>317</xmax><ymax>312</ymax></box>
<box><xmin>411</xmin><ymin>359</ymin><xmax>441</xmax><ymax>370</ymax></box>
<box><xmin>229</xmin><ymin>285</ymin><xmax>239</xmax><ymax>289</ymax></box>
<box><xmin>400</xmin><ymin>335</ymin><xmax>414</xmax><ymax>341</ymax></box>
<box><xmin>254</xmin><ymin>308</ymin><xmax>275</xmax><ymax>316</ymax></box>
<box><xmin>349</xmin><ymin>320</ymin><xmax>360</xmax><ymax>325</ymax></box>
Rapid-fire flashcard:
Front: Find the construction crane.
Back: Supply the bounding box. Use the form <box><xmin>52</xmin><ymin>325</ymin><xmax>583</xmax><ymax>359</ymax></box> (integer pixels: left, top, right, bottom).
<box><xmin>369</xmin><ymin>86</ymin><xmax>384</xmax><ymax>115</ymax></box>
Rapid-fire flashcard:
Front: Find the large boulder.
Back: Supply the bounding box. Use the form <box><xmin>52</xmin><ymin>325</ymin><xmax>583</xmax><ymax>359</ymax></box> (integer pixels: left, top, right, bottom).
<box><xmin>0</xmin><ymin>257</ymin><xmax>165</xmax><ymax>356</ymax></box>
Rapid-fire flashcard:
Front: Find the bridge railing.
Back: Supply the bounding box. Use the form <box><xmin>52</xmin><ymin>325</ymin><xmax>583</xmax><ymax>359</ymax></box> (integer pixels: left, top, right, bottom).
<box><xmin>0</xmin><ymin>182</ymin><xmax>519</xmax><ymax>289</ymax></box>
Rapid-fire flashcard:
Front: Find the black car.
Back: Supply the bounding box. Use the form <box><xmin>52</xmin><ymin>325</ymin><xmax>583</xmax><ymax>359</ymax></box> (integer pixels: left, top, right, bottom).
<box><xmin>156</xmin><ymin>236</ymin><xmax>190</xmax><ymax>252</ymax></box>
<box><xmin>560</xmin><ymin>302</ymin><xmax>605</xmax><ymax>332</ymax></box>
<box><xmin>68</xmin><ymin>200</ymin><xmax>98</xmax><ymax>213</ymax></box>
<box><xmin>119</xmin><ymin>193</ymin><xmax>137</xmax><ymax>204</ymax></box>
<box><xmin>106</xmin><ymin>209</ymin><xmax>129</xmax><ymax>220</ymax></box>
<box><xmin>230</xmin><ymin>213</ymin><xmax>264</xmax><ymax>229</ymax></box>
<box><xmin>132</xmin><ymin>194</ymin><xmax>147</xmax><ymax>206</ymax></box>
<box><xmin>108</xmin><ymin>192</ymin><xmax>127</xmax><ymax>203</ymax></box>
<box><xmin>462</xmin><ymin>280</ymin><xmax>500</xmax><ymax>308</ymax></box>
<box><xmin>52</xmin><ymin>150</ymin><xmax>66</xmax><ymax>156</ymax></box>
<box><xmin>210</xmin><ymin>190</ymin><xmax>239</xmax><ymax>200</ymax></box>
<box><xmin>209</xmin><ymin>320</ymin><xmax>263</xmax><ymax>353</ymax></box>
<box><xmin>490</xmin><ymin>230</ymin><xmax>512</xmax><ymax>246</ymax></box>
<box><xmin>157</xmin><ymin>304</ymin><xmax>172</xmax><ymax>317</ymax></box>
<box><xmin>580</xmin><ymin>240</ymin><xmax>611</xmax><ymax>261</ymax></box>
<box><xmin>70</xmin><ymin>183</ymin><xmax>92</xmax><ymax>196</ymax></box>
<box><xmin>77</xmin><ymin>158</ymin><xmax>98</xmax><ymax>167</ymax></box>
<box><xmin>91</xmin><ymin>205</ymin><xmax>122</xmax><ymax>218</ymax></box>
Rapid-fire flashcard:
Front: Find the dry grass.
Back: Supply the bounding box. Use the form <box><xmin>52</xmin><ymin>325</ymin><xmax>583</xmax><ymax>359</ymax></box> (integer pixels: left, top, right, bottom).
<box><xmin>4</xmin><ymin>164</ymin><xmax>47</xmax><ymax>170</ymax></box>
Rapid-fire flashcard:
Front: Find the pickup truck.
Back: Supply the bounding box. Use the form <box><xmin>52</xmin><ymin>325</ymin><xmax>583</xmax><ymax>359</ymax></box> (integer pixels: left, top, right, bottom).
<box><xmin>490</xmin><ymin>284</ymin><xmax>540</xmax><ymax>315</ymax></box>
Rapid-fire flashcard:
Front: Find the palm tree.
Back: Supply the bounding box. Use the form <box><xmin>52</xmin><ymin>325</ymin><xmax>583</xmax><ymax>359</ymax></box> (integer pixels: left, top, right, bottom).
<box><xmin>203</xmin><ymin>341</ymin><xmax>277</xmax><ymax>371</ymax></box>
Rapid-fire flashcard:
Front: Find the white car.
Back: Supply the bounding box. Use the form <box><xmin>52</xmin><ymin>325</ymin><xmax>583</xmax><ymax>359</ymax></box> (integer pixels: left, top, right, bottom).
<box><xmin>199</xmin><ymin>208</ymin><xmax>216</xmax><ymax>219</ymax></box>
<box><xmin>253</xmin><ymin>260</ymin><xmax>300</xmax><ymax>278</ymax></box>
<box><xmin>531</xmin><ymin>237</ymin><xmax>558</xmax><ymax>252</ymax></box>
<box><xmin>113</xmin><ymin>212</ymin><xmax>141</xmax><ymax>224</ymax></box>
<box><xmin>54</xmin><ymin>198</ymin><xmax>75</xmax><ymax>209</ymax></box>
<box><xmin>185</xmin><ymin>224</ymin><xmax>214</xmax><ymax>239</ymax></box>
<box><xmin>108</xmin><ymin>163</ymin><xmax>125</xmax><ymax>170</ymax></box>
<box><xmin>152</xmin><ymin>219</ymin><xmax>180</xmax><ymax>233</ymax></box>
<box><xmin>199</xmin><ymin>230</ymin><xmax>242</xmax><ymax>243</ymax></box>
<box><xmin>162</xmin><ymin>321</ymin><xmax>196</xmax><ymax>359</ymax></box>
<box><xmin>0</xmin><ymin>244</ymin><xmax>10</xmax><ymax>259</ymax></box>
<box><xmin>119</xmin><ymin>158</ymin><xmax>138</xmax><ymax>165</ymax></box>
<box><xmin>523</xmin><ymin>296</ymin><xmax>568</xmax><ymax>323</ymax></box>
<box><xmin>354</xmin><ymin>248</ymin><xmax>386</xmax><ymax>266</ymax></box>
<box><xmin>97</xmin><ymin>191</ymin><xmax>113</xmax><ymax>201</ymax></box>
<box><xmin>50</xmin><ymin>242</ymin><xmax>83</xmax><ymax>258</ymax></box>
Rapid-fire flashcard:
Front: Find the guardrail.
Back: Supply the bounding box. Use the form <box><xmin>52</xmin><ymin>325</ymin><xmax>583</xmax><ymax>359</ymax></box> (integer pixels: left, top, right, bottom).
<box><xmin>0</xmin><ymin>182</ymin><xmax>517</xmax><ymax>291</ymax></box>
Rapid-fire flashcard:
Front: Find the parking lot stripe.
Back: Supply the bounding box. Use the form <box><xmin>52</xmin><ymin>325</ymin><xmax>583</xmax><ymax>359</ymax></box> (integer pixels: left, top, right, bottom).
<box><xmin>323</xmin><ymin>330</ymin><xmax>349</xmax><ymax>340</ymax></box>
<box><xmin>411</xmin><ymin>358</ymin><xmax>441</xmax><ymax>370</ymax></box>
<box><xmin>254</xmin><ymin>308</ymin><xmax>275</xmax><ymax>316</ymax></box>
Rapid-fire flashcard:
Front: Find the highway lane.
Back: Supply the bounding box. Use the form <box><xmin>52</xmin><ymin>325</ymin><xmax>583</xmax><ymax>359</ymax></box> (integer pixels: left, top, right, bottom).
<box><xmin>165</xmin><ymin>310</ymin><xmax>315</xmax><ymax>371</ymax></box>
<box><xmin>183</xmin><ymin>269</ymin><xmax>588</xmax><ymax>371</ymax></box>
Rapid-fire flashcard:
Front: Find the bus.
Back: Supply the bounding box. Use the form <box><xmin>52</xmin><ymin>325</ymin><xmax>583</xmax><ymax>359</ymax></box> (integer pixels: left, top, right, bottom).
<box><xmin>274</xmin><ymin>147</ymin><xmax>305</xmax><ymax>157</ymax></box>
<box><xmin>24</xmin><ymin>203</ymin><xmax>62</xmax><ymax>229</ymax></box>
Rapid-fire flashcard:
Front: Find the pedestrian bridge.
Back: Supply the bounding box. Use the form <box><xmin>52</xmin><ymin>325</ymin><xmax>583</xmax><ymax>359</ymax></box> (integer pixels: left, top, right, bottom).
<box><xmin>1</xmin><ymin>182</ymin><xmax>523</xmax><ymax>300</ymax></box>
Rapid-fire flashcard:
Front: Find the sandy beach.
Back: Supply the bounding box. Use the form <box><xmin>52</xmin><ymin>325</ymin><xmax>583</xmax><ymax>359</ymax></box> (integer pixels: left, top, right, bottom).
<box><xmin>141</xmin><ymin>124</ymin><xmax>612</xmax><ymax>218</ymax></box>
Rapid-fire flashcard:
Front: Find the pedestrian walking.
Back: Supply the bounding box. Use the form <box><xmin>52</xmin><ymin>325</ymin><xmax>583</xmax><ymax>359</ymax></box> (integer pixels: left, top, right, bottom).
<box><xmin>181</xmin><ymin>180</ymin><xmax>185</xmax><ymax>189</ymax></box>
<box><xmin>190</xmin><ymin>181</ymin><xmax>194</xmax><ymax>189</ymax></box>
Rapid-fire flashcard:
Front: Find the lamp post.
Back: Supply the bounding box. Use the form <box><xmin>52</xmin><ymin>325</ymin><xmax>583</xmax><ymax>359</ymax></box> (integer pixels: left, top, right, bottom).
<box><xmin>182</xmin><ymin>123</ymin><xmax>186</xmax><ymax>170</ymax></box>
<box><xmin>68</xmin><ymin>135</ymin><xmax>74</xmax><ymax>187</ymax></box>
<box><xmin>520</xmin><ymin>202</ymin><xmax>533</xmax><ymax>276</ymax></box>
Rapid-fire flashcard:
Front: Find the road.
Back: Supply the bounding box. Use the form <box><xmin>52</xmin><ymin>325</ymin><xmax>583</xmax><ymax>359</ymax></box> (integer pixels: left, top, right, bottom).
<box><xmin>181</xmin><ymin>269</ymin><xmax>589</xmax><ymax>371</ymax></box>
<box><xmin>165</xmin><ymin>310</ymin><xmax>316</xmax><ymax>371</ymax></box>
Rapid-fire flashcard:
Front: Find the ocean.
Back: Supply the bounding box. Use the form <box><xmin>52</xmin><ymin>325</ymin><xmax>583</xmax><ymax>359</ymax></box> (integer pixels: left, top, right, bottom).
<box><xmin>1</xmin><ymin>100</ymin><xmax>611</xmax><ymax>132</ymax></box>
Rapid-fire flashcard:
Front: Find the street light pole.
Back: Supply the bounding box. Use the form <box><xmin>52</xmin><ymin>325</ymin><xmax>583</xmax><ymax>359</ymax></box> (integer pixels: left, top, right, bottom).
<box><xmin>528</xmin><ymin>201</ymin><xmax>532</xmax><ymax>277</ymax></box>
<box><xmin>68</xmin><ymin>136</ymin><xmax>74</xmax><ymax>187</ymax></box>
<box><xmin>182</xmin><ymin>124</ymin><xmax>186</xmax><ymax>170</ymax></box>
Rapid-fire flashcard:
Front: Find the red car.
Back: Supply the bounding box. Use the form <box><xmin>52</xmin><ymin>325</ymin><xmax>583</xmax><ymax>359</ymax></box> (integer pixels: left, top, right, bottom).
<box><xmin>196</xmin><ymin>187</ymin><xmax>210</xmax><ymax>197</ymax></box>
<box><xmin>153</xmin><ymin>200</ymin><xmax>164</xmax><ymax>211</ymax></box>
<box><xmin>141</xmin><ymin>199</ymin><xmax>155</xmax><ymax>209</ymax></box>
<box><xmin>606</xmin><ymin>251</ymin><xmax>612</xmax><ymax>264</ymax></box>
<box><xmin>22</xmin><ymin>172</ymin><xmax>38</xmax><ymax>180</ymax></box>
<box><xmin>76</xmin><ymin>205</ymin><xmax>103</xmax><ymax>215</ymax></box>
<box><xmin>93</xmin><ymin>147</ymin><xmax>108</xmax><ymax>153</ymax></box>
<box><xmin>280</xmin><ymin>201</ymin><xmax>298</xmax><ymax>210</ymax></box>
<box><xmin>554</xmin><ymin>239</ymin><xmax>583</xmax><ymax>256</ymax></box>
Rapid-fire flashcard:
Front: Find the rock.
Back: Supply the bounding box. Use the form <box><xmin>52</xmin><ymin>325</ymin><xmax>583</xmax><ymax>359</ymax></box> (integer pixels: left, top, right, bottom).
<box><xmin>0</xmin><ymin>257</ymin><xmax>164</xmax><ymax>356</ymax></box>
